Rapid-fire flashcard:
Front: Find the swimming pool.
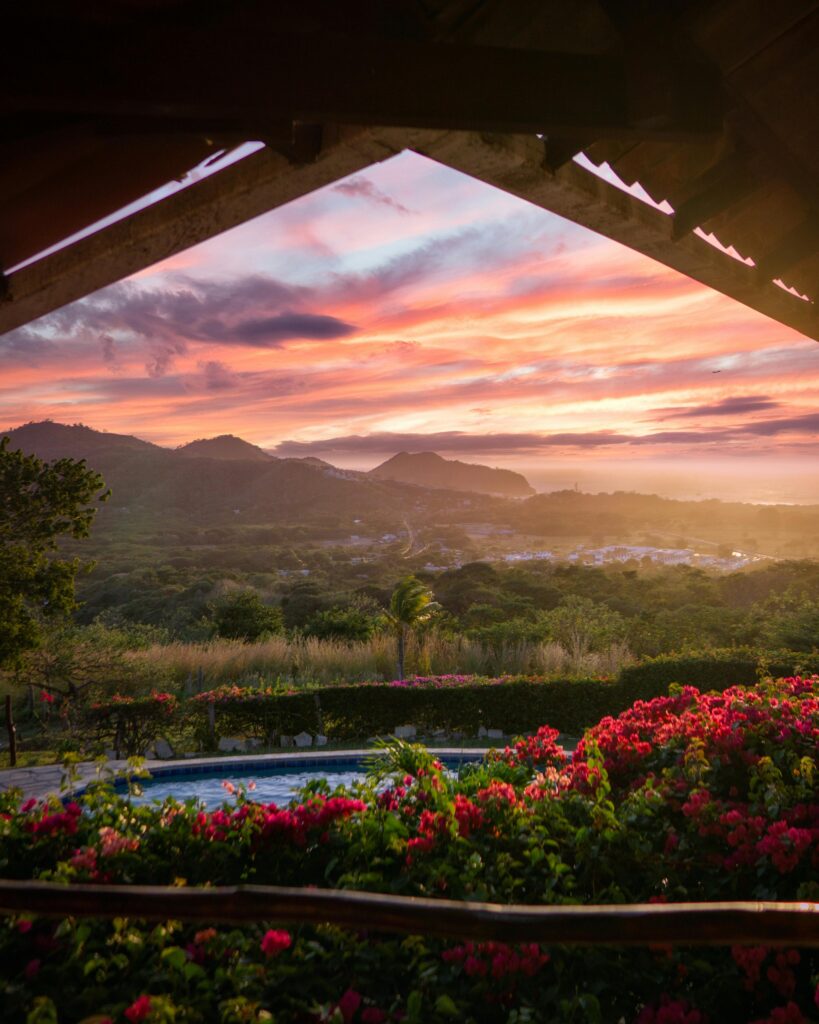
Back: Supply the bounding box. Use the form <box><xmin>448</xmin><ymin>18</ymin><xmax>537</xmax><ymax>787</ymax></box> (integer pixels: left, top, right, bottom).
<box><xmin>116</xmin><ymin>753</ymin><xmax>481</xmax><ymax>809</ymax></box>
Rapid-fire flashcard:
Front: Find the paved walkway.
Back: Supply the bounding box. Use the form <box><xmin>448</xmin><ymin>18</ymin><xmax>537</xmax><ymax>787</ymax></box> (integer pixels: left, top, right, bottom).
<box><xmin>0</xmin><ymin>759</ymin><xmax>147</xmax><ymax>800</ymax></box>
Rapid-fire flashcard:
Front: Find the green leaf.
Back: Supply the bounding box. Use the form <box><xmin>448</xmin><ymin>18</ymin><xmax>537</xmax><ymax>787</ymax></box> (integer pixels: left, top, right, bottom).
<box><xmin>184</xmin><ymin>961</ymin><xmax>207</xmax><ymax>982</ymax></box>
<box><xmin>83</xmin><ymin>955</ymin><xmax>107</xmax><ymax>977</ymax></box>
<box><xmin>434</xmin><ymin>994</ymin><xmax>459</xmax><ymax>1016</ymax></box>
<box><xmin>160</xmin><ymin>945</ymin><xmax>188</xmax><ymax>971</ymax></box>
<box><xmin>26</xmin><ymin>998</ymin><xmax>58</xmax><ymax>1024</ymax></box>
<box><xmin>406</xmin><ymin>990</ymin><xmax>424</xmax><ymax>1021</ymax></box>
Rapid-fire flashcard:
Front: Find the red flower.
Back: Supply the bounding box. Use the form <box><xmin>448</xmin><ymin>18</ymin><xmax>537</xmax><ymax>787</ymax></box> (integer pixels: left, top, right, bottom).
<box><xmin>24</xmin><ymin>959</ymin><xmax>40</xmax><ymax>979</ymax></box>
<box><xmin>338</xmin><ymin>989</ymin><xmax>362</xmax><ymax>1022</ymax></box>
<box><xmin>124</xmin><ymin>995</ymin><xmax>152</xmax><ymax>1023</ymax></box>
<box><xmin>39</xmin><ymin>690</ymin><xmax>54</xmax><ymax>704</ymax></box>
<box><xmin>260</xmin><ymin>929</ymin><xmax>291</xmax><ymax>958</ymax></box>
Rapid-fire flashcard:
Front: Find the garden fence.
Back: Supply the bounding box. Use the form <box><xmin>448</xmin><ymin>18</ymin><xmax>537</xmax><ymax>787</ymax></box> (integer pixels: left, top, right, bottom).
<box><xmin>1</xmin><ymin>880</ymin><xmax>817</xmax><ymax>947</ymax></box>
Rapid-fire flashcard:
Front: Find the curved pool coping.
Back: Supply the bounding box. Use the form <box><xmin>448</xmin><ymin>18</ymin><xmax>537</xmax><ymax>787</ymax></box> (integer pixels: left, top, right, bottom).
<box><xmin>127</xmin><ymin>748</ymin><xmax>481</xmax><ymax>778</ymax></box>
<box><xmin>2</xmin><ymin>748</ymin><xmax>491</xmax><ymax>801</ymax></box>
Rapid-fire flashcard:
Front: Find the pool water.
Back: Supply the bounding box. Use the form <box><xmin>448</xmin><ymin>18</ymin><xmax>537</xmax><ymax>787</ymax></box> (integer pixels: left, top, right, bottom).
<box><xmin>119</xmin><ymin>755</ymin><xmax>480</xmax><ymax>810</ymax></box>
<box><xmin>128</xmin><ymin>765</ymin><xmax>369</xmax><ymax>809</ymax></box>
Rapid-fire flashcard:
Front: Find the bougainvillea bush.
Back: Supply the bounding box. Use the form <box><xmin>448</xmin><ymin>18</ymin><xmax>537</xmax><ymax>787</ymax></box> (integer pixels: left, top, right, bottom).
<box><xmin>82</xmin><ymin>692</ymin><xmax>178</xmax><ymax>758</ymax></box>
<box><xmin>2</xmin><ymin>677</ymin><xmax>818</xmax><ymax>1022</ymax></box>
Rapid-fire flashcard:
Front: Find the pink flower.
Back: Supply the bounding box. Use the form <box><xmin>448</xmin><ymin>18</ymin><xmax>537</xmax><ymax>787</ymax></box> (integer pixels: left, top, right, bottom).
<box><xmin>70</xmin><ymin>847</ymin><xmax>98</xmax><ymax>873</ymax></box>
<box><xmin>124</xmin><ymin>995</ymin><xmax>152</xmax><ymax>1023</ymax></box>
<box><xmin>24</xmin><ymin>959</ymin><xmax>40</xmax><ymax>979</ymax></box>
<box><xmin>338</xmin><ymin>989</ymin><xmax>362</xmax><ymax>1022</ymax></box>
<box><xmin>17</xmin><ymin>919</ymin><xmax>32</xmax><ymax>934</ymax></box>
<box><xmin>98</xmin><ymin>827</ymin><xmax>140</xmax><ymax>857</ymax></box>
<box><xmin>260</xmin><ymin>929</ymin><xmax>291</xmax><ymax>958</ymax></box>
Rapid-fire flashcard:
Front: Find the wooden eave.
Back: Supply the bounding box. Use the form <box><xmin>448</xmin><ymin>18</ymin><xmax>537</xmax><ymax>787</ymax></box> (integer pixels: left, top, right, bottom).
<box><xmin>0</xmin><ymin>0</ymin><xmax>816</xmax><ymax>341</ymax></box>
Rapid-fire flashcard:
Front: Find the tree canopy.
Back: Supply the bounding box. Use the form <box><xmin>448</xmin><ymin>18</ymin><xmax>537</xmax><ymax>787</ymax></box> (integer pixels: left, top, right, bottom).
<box><xmin>211</xmin><ymin>591</ymin><xmax>284</xmax><ymax>642</ymax></box>
<box><xmin>0</xmin><ymin>437</ymin><xmax>107</xmax><ymax>668</ymax></box>
<box><xmin>384</xmin><ymin>575</ymin><xmax>440</xmax><ymax>679</ymax></box>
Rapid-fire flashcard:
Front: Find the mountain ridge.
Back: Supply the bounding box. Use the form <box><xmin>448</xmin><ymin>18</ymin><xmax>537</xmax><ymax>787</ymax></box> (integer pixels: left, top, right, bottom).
<box><xmin>2</xmin><ymin>422</ymin><xmax>533</xmax><ymax>500</ymax></box>
<box><xmin>0</xmin><ymin>421</ymin><xmax>508</xmax><ymax>524</ymax></box>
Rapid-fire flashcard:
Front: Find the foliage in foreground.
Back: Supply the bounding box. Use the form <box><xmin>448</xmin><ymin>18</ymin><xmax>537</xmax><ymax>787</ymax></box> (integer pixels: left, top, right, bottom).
<box><xmin>0</xmin><ymin>439</ymin><xmax>107</xmax><ymax>670</ymax></box>
<box><xmin>1</xmin><ymin>677</ymin><xmax>819</xmax><ymax>1022</ymax></box>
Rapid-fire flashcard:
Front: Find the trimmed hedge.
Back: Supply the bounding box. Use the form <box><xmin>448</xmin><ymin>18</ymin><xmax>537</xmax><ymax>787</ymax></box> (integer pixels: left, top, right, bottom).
<box><xmin>618</xmin><ymin>647</ymin><xmax>819</xmax><ymax>705</ymax></box>
<box><xmin>187</xmin><ymin>649</ymin><xmax>819</xmax><ymax>746</ymax></box>
<box><xmin>317</xmin><ymin>677</ymin><xmax>619</xmax><ymax>739</ymax></box>
<box><xmin>188</xmin><ymin>677</ymin><xmax>616</xmax><ymax>743</ymax></box>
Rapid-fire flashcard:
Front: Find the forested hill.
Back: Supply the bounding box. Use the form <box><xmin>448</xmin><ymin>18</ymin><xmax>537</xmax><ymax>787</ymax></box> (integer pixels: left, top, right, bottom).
<box><xmin>370</xmin><ymin>451</ymin><xmax>534</xmax><ymax>497</ymax></box>
<box><xmin>176</xmin><ymin>435</ymin><xmax>274</xmax><ymax>462</ymax></box>
<box><xmin>3</xmin><ymin>420</ymin><xmax>162</xmax><ymax>460</ymax></box>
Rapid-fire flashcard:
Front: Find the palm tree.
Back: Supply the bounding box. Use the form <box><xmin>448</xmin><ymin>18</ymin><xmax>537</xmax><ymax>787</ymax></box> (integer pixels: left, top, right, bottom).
<box><xmin>383</xmin><ymin>575</ymin><xmax>440</xmax><ymax>680</ymax></box>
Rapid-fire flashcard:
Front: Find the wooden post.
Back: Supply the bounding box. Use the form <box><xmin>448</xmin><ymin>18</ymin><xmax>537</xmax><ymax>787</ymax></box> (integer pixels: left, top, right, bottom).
<box><xmin>5</xmin><ymin>696</ymin><xmax>17</xmax><ymax>767</ymax></box>
<box><xmin>197</xmin><ymin>666</ymin><xmax>204</xmax><ymax>693</ymax></box>
<box><xmin>114</xmin><ymin>718</ymin><xmax>123</xmax><ymax>761</ymax></box>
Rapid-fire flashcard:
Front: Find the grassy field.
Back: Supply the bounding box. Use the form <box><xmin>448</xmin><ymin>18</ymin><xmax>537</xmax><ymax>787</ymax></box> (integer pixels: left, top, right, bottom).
<box><xmin>131</xmin><ymin>633</ymin><xmax>633</xmax><ymax>688</ymax></box>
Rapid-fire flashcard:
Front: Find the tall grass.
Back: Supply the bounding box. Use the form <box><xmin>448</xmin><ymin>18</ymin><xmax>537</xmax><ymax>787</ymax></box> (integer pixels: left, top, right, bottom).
<box><xmin>131</xmin><ymin>632</ymin><xmax>634</xmax><ymax>689</ymax></box>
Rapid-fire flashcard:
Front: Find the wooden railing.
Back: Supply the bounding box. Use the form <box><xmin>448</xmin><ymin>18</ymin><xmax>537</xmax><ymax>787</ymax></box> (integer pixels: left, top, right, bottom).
<box><xmin>1</xmin><ymin>880</ymin><xmax>818</xmax><ymax>947</ymax></box>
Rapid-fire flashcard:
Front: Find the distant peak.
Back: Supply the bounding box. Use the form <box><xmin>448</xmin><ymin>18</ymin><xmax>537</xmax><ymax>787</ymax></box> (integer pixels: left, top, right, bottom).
<box><xmin>370</xmin><ymin>450</ymin><xmax>534</xmax><ymax>497</ymax></box>
<box><xmin>176</xmin><ymin>435</ymin><xmax>274</xmax><ymax>462</ymax></box>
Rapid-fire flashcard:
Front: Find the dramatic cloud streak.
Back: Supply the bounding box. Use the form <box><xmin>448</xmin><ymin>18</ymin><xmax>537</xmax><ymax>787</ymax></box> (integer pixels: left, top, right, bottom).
<box><xmin>656</xmin><ymin>395</ymin><xmax>782</xmax><ymax>418</ymax></box>
<box><xmin>274</xmin><ymin>413</ymin><xmax>819</xmax><ymax>458</ymax></box>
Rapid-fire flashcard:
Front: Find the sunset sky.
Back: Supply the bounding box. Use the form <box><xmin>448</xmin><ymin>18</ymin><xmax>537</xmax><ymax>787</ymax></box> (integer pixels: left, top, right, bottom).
<box><xmin>2</xmin><ymin>149</ymin><xmax>818</xmax><ymax>500</ymax></box>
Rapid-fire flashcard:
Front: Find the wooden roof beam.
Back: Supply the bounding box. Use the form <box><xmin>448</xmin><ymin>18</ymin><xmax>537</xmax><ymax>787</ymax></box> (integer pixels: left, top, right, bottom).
<box><xmin>0</xmin><ymin>126</ymin><xmax>399</xmax><ymax>336</ymax></box>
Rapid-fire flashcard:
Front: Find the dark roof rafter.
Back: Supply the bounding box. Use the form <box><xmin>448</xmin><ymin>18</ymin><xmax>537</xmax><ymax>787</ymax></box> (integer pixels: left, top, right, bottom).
<box><xmin>2</xmin><ymin>29</ymin><xmax>722</xmax><ymax>142</ymax></box>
